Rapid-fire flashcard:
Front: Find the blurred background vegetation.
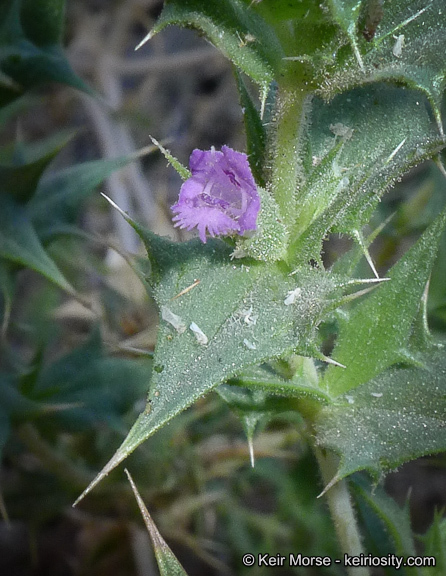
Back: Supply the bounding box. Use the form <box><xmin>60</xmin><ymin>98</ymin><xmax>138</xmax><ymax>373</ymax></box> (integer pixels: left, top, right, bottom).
<box><xmin>1</xmin><ymin>1</ymin><xmax>446</xmax><ymax>574</ymax></box>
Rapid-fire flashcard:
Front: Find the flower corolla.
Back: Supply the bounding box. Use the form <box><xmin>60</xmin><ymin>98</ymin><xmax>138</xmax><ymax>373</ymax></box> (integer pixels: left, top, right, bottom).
<box><xmin>171</xmin><ymin>146</ymin><xmax>260</xmax><ymax>243</ymax></box>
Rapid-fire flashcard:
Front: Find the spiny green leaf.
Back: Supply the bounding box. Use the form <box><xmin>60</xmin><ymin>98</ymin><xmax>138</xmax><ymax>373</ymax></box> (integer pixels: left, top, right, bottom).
<box><xmin>290</xmin><ymin>84</ymin><xmax>445</xmax><ymax>263</ymax></box>
<box><xmin>316</xmin><ymin>345</ymin><xmax>446</xmax><ymax>480</ymax></box>
<box><xmin>217</xmin><ymin>384</ymin><xmax>271</xmax><ymax>466</ymax></box>
<box><xmin>145</xmin><ymin>0</ymin><xmax>283</xmax><ymax>87</ymax></box>
<box><xmin>248</xmin><ymin>0</ymin><xmax>340</xmax><ymax>84</ymax></box>
<box><xmin>326</xmin><ymin>0</ymin><xmax>364</xmax><ymax>70</ymax></box>
<box><xmin>351</xmin><ymin>474</ymin><xmax>420</xmax><ymax>575</ymax></box>
<box><xmin>244</xmin><ymin>0</ymin><xmax>323</xmax><ymax>23</ymax></box>
<box><xmin>75</xmin><ymin>228</ymin><xmax>345</xmax><ymax>502</ymax></box>
<box><xmin>218</xmin><ymin>357</ymin><xmax>329</xmax><ymax>463</ymax></box>
<box><xmin>125</xmin><ymin>469</ymin><xmax>189</xmax><ymax>576</ymax></box>
<box><xmin>318</xmin><ymin>0</ymin><xmax>446</xmax><ymax>133</ymax></box>
<box><xmin>424</xmin><ymin>166</ymin><xmax>446</xmax><ymax>327</ymax></box>
<box><xmin>330</xmin><ymin>216</ymin><xmax>392</xmax><ymax>278</ymax></box>
<box><xmin>323</xmin><ymin>205</ymin><xmax>446</xmax><ymax>396</ymax></box>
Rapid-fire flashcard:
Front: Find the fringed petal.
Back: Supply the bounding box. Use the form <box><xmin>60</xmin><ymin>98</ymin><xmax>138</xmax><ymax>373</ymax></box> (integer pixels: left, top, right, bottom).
<box><xmin>171</xmin><ymin>146</ymin><xmax>260</xmax><ymax>243</ymax></box>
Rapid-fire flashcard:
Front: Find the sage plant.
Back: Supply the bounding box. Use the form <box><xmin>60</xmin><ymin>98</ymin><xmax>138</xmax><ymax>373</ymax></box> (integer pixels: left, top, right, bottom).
<box><xmin>76</xmin><ymin>1</ymin><xmax>446</xmax><ymax>573</ymax></box>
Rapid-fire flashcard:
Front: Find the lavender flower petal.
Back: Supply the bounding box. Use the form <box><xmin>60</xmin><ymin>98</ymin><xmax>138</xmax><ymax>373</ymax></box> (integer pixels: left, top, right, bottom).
<box><xmin>171</xmin><ymin>146</ymin><xmax>260</xmax><ymax>243</ymax></box>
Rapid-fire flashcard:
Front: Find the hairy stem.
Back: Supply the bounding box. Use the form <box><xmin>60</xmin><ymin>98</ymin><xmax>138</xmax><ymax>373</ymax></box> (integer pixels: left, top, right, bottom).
<box><xmin>269</xmin><ymin>84</ymin><xmax>309</xmax><ymax>228</ymax></box>
<box><xmin>315</xmin><ymin>448</ymin><xmax>370</xmax><ymax>576</ymax></box>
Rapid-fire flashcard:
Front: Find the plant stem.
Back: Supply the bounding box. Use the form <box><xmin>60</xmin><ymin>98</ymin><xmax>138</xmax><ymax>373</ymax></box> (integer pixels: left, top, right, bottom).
<box><xmin>269</xmin><ymin>84</ymin><xmax>309</xmax><ymax>228</ymax></box>
<box><xmin>315</xmin><ymin>447</ymin><xmax>371</xmax><ymax>576</ymax></box>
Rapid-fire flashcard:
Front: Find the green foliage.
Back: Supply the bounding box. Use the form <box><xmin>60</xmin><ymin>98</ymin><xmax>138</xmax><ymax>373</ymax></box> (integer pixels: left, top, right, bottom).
<box><xmin>351</xmin><ymin>474</ymin><xmax>420</xmax><ymax>576</ymax></box>
<box><xmin>74</xmin><ymin>0</ymin><xmax>446</xmax><ymax>513</ymax></box>
<box><xmin>0</xmin><ymin>131</ymin><xmax>142</xmax><ymax>298</ymax></box>
<box><xmin>0</xmin><ymin>325</ymin><xmax>153</xmax><ymax>513</ymax></box>
<box><xmin>326</xmin><ymin>0</ymin><xmax>364</xmax><ymax>69</ymax></box>
<box><xmin>323</xmin><ymin>206</ymin><xmax>446</xmax><ymax>395</ymax></box>
<box><xmin>20</xmin><ymin>0</ymin><xmax>66</xmax><ymax>46</ymax></box>
<box><xmin>234</xmin><ymin>186</ymin><xmax>289</xmax><ymax>262</ymax></box>
<box><xmin>29</xmin><ymin>155</ymin><xmax>139</xmax><ymax>242</ymax></box>
<box><xmin>226</xmin><ymin>357</ymin><xmax>330</xmax><ymax>406</ymax></box>
<box><xmin>0</xmin><ymin>0</ymin><xmax>90</xmax><ymax>106</ymax></box>
<box><xmin>3</xmin><ymin>0</ymin><xmax>446</xmax><ymax>573</ymax></box>
<box><xmin>234</xmin><ymin>70</ymin><xmax>266</xmax><ymax>185</ymax></box>
<box><xmin>290</xmin><ymin>85</ymin><xmax>445</xmax><ymax>263</ymax></box>
<box><xmin>319</xmin><ymin>0</ymin><xmax>446</xmax><ymax>132</ymax></box>
<box><xmin>146</xmin><ymin>0</ymin><xmax>283</xmax><ymax>87</ymax></box>
<box><xmin>316</xmin><ymin>346</ymin><xmax>446</xmax><ymax>479</ymax></box>
<box><xmin>0</xmin><ymin>129</ymin><xmax>73</xmax><ymax>202</ymax></box>
<box><xmin>0</xmin><ymin>194</ymin><xmax>74</xmax><ymax>292</ymax></box>
<box><xmin>77</xmin><ymin>219</ymin><xmax>352</xmax><ymax>500</ymax></box>
<box><xmin>114</xmin><ymin>2</ymin><xmax>446</xmax><ymax>569</ymax></box>
<box><xmin>420</xmin><ymin>510</ymin><xmax>446</xmax><ymax>576</ymax></box>
<box><xmin>26</xmin><ymin>329</ymin><xmax>151</xmax><ymax>432</ymax></box>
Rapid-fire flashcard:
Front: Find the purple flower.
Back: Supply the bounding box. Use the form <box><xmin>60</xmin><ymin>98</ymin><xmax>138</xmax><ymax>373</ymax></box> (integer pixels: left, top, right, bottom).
<box><xmin>171</xmin><ymin>146</ymin><xmax>260</xmax><ymax>243</ymax></box>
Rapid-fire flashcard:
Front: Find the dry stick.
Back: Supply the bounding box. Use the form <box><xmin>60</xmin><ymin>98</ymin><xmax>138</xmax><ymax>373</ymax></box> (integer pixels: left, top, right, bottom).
<box><xmin>102</xmin><ymin>2</ymin><xmax>158</xmax><ymax>228</ymax></box>
<box><xmin>17</xmin><ymin>423</ymin><xmax>94</xmax><ymax>489</ymax></box>
<box><xmin>80</xmin><ymin>94</ymin><xmax>140</xmax><ymax>254</ymax></box>
<box><xmin>77</xmin><ymin>3</ymin><xmax>156</xmax><ymax>253</ymax></box>
<box><xmin>112</xmin><ymin>47</ymin><xmax>224</xmax><ymax>76</ymax></box>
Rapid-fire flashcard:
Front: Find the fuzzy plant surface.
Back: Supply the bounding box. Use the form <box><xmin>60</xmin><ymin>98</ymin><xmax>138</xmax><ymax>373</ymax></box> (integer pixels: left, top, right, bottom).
<box><xmin>63</xmin><ymin>0</ymin><xmax>446</xmax><ymax>573</ymax></box>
